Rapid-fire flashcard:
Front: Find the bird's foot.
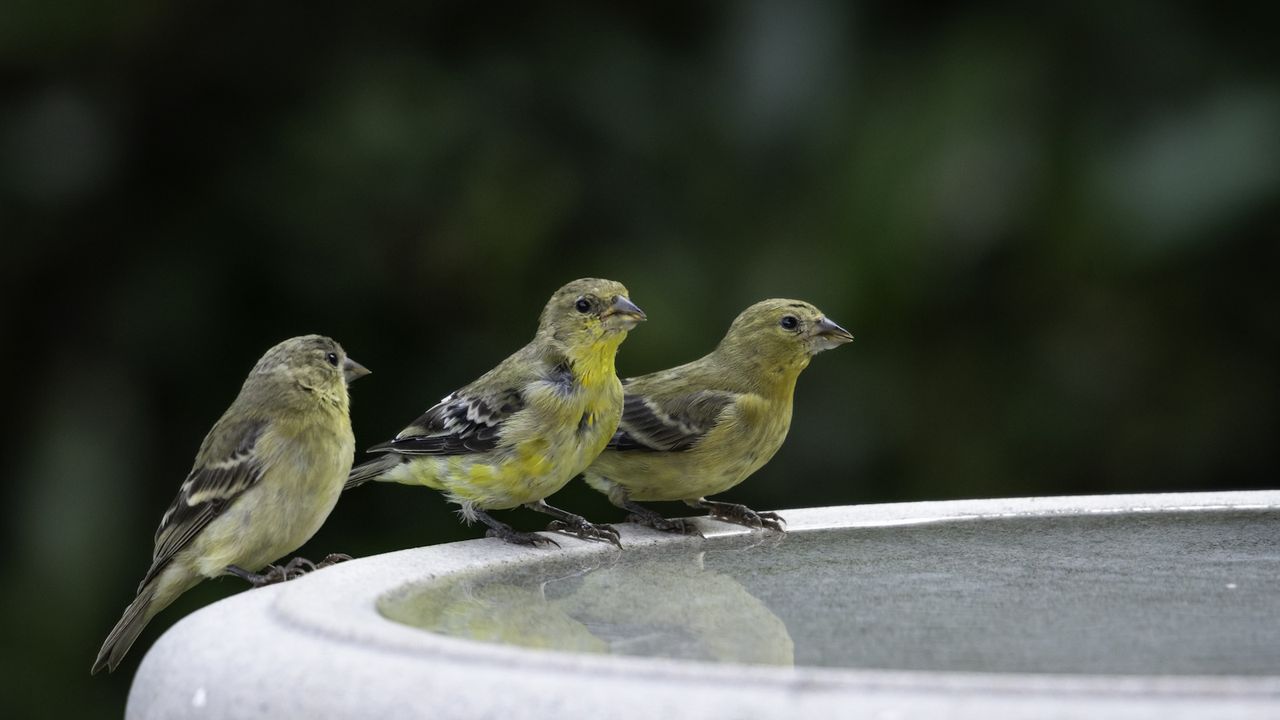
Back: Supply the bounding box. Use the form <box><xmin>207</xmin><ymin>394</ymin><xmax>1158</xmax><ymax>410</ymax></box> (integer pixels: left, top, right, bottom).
<box><xmin>702</xmin><ymin>501</ymin><xmax>786</xmax><ymax>532</ymax></box>
<box><xmin>625</xmin><ymin>512</ymin><xmax>702</xmax><ymax>536</ymax></box>
<box><xmin>523</xmin><ymin>500</ymin><xmax>621</xmax><ymax>547</ymax></box>
<box><xmin>622</xmin><ymin>500</ymin><xmax>703</xmax><ymax>536</ymax></box>
<box><xmin>474</xmin><ymin>507</ymin><xmax>561</xmax><ymax>548</ymax></box>
<box><xmin>546</xmin><ymin>517</ymin><xmax>623</xmax><ymax>548</ymax></box>
<box><xmin>232</xmin><ymin>554</ymin><xmax>349</xmax><ymax>588</ymax></box>
<box><xmin>226</xmin><ymin>561</ymin><xmax>304</xmax><ymax>588</ymax></box>
<box><xmin>226</xmin><ymin>564</ymin><xmax>274</xmax><ymax>587</ymax></box>
<box><xmin>315</xmin><ymin>552</ymin><xmax>353</xmax><ymax>569</ymax></box>
<box><xmin>281</xmin><ymin>556</ymin><xmax>318</xmax><ymax>579</ymax></box>
<box><xmin>485</xmin><ymin>526</ymin><xmax>561</xmax><ymax>548</ymax></box>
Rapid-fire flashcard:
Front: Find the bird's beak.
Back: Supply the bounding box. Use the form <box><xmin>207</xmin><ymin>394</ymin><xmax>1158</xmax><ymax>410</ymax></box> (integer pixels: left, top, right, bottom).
<box><xmin>811</xmin><ymin>316</ymin><xmax>853</xmax><ymax>353</ymax></box>
<box><xmin>343</xmin><ymin>357</ymin><xmax>371</xmax><ymax>383</ymax></box>
<box><xmin>602</xmin><ymin>295</ymin><xmax>647</xmax><ymax>329</ymax></box>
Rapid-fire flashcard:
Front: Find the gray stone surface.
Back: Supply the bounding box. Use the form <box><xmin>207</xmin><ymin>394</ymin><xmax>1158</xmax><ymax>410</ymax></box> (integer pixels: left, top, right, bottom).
<box><xmin>128</xmin><ymin>492</ymin><xmax>1280</xmax><ymax>719</ymax></box>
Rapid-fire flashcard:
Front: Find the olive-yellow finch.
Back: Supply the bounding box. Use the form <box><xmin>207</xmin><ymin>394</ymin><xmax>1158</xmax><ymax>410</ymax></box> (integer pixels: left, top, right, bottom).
<box><xmin>92</xmin><ymin>335</ymin><xmax>369</xmax><ymax>674</ymax></box>
<box><xmin>346</xmin><ymin>278</ymin><xmax>645</xmax><ymax>547</ymax></box>
<box><xmin>583</xmin><ymin>299</ymin><xmax>852</xmax><ymax>532</ymax></box>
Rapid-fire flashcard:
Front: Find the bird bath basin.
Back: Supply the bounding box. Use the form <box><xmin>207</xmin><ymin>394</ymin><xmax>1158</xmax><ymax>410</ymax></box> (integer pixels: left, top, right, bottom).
<box><xmin>128</xmin><ymin>491</ymin><xmax>1280</xmax><ymax>719</ymax></box>
<box><xmin>380</xmin><ymin>510</ymin><xmax>1279</xmax><ymax>675</ymax></box>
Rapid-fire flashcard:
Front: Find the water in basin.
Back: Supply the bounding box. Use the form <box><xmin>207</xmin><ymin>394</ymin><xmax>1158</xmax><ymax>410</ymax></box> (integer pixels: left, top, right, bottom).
<box><xmin>378</xmin><ymin>510</ymin><xmax>1280</xmax><ymax>674</ymax></box>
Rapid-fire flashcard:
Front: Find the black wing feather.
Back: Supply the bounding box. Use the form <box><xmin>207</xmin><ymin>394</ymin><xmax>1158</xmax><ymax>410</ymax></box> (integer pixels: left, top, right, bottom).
<box><xmin>371</xmin><ymin>389</ymin><xmax>525</xmax><ymax>456</ymax></box>
<box><xmin>608</xmin><ymin>390</ymin><xmax>735</xmax><ymax>452</ymax></box>
<box><xmin>140</xmin><ymin>421</ymin><xmax>267</xmax><ymax>589</ymax></box>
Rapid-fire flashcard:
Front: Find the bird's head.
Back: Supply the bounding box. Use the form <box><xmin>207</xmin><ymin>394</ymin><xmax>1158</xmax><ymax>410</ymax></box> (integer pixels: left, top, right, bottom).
<box><xmin>717</xmin><ymin>299</ymin><xmax>853</xmax><ymax>372</ymax></box>
<box><xmin>538</xmin><ymin>278</ymin><xmax>646</xmax><ymax>347</ymax></box>
<box><xmin>253</xmin><ymin>335</ymin><xmax>370</xmax><ymax>403</ymax></box>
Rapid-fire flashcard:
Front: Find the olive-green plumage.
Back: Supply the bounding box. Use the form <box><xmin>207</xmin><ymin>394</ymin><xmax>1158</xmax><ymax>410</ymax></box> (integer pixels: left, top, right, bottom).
<box><xmin>346</xmin><ymin>278</ymin><xmax>645</xmax><ymax>547</ymax></box>
<box><xmin>92</xmin><ymin>335</ymin><xmax>369</xmax><ymax>674</ymax></box>
<box><xmin>583</xmin><ymin>299</ymin><xmax>852</xmax><ymax>532</ymax></box>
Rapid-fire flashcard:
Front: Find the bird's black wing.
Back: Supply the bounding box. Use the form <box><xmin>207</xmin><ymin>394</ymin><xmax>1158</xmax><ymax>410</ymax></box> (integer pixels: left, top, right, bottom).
<box><xmin>370</xmin><ymin>387</ymin><xmax>526</xmax><ymax>456</ymax></box>
<box><xmin>608</xmin><ymin>388</ymin><xmax>736</xmax><ymax>452</ymax></box>
<box><xmin>141</xmin><ymin>420</ymin><xmax>267</xmax><ymax>589</ymax></box>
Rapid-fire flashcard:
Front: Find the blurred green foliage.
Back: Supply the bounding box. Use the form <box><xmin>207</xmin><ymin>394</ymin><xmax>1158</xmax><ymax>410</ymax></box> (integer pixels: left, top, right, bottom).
<box><xmin>1</xmin><ymin>1</ymin><xmax>1277</xmax><ymax>716</ymax></box>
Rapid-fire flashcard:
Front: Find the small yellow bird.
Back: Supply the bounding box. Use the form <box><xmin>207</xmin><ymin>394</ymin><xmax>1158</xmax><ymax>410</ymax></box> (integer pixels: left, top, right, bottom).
<box><xmin>346</xmin><ymin>278</ymin><xmax>645</xmax><ymax>547</ymax></box>
<box><xmin>583</xmin><ymin>299</ymin><xmax>852</xmax><ymax>532</ymax></box>
<box><xmin>92</xmin><ymin>335</ymin><xmax>369</xmax><ymax>674</ymax></box>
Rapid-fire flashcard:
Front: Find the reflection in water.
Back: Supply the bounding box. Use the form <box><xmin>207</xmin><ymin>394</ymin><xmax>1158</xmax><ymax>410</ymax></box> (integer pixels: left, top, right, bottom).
<box><xmin>380</xmin><ymin>534</ymin><xmax>794</xmax><ymax>666</ymax></box>
<box><xmin>379</xmin><ymin>511</ymin><xmax>1280</xmax><ymax>675</ymax></box>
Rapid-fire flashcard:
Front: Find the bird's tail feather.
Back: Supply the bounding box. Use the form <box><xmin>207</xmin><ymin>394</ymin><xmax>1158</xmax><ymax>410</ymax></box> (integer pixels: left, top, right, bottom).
<box><xmin>92</xmin><ymin>579</ymin><xmax>163</xmax><ymax>675</ymax></box>
<box><xmin>345</xmin><ymin>454</ymin><xmax>399</xmax><ymax>491</ymax></box>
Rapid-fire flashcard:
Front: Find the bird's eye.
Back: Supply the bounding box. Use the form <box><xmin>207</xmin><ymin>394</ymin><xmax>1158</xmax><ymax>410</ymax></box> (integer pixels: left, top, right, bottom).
<box><xmin>780</xmin><ymin>315</ymin><xmax>799</xmax><ymax>330</ymax></box>
<box><xmin>326</xmin><ymin>352</ymin><xmax>340</xmax><ymax>367</ymax></box>
<box><xmin>575</xmin><ymin>297</ymin><xmax>592</xmax><ymax>313</ymax></box>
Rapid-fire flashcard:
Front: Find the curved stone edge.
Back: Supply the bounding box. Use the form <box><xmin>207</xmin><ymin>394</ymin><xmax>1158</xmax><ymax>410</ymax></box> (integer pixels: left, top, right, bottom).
<box><xmin>128</xmin><ymin>491</ymin><xmax>1280</xmax><ymax>720</ymax></box>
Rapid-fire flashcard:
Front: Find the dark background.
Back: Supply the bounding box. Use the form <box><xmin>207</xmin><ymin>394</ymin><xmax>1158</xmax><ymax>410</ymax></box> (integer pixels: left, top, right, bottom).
<box><xmin>3</xmin><ymin>1</ymin><xmax>1277</xmax><ymax>716</ymax></box>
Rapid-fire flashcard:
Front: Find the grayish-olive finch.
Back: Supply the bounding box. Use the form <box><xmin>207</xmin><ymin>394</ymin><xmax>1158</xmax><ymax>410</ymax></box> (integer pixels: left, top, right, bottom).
<box><xmin>583</xmin><ymin>299</ymin><xmax>852</xmax><ymax>532</ymax></box>
<box><xmin>345</xmin><ymin>278</ymin><xmax>645</xmax><ymax>547</ymax></box>
<box><xmin>92</xmin><ymin>335</ymin><xmax>369</xmax><ymax>674</ymax></box>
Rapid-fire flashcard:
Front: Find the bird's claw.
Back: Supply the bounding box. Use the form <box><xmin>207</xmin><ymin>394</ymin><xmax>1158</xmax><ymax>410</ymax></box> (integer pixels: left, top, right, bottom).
<box><xmin>626</xmin><ymin>513</ymin><xmax>703</xmax><ymax>537</ymax></box>
<box><xmin>228</xmin><ymin>555</ymin><xmax>337</xmax><ymax>588</ymax></box>
<box><xmin>486</xmin><ymin>527</ymin><xmax>561</xmax><ymax>548</ymax></box>
<box><xmin>255</xmin><ymin>556</ymin><xmax>317</xmax><ymax>584</ymax></box>
<box><xmin>755</xmin><ymin>511</ymin><xmax>787</xmax><ymax>532</ymax></box>
<box><xmin>246</xmin><ymin>560</ymin><xmax>305</xmax><ymax>587</ymax></box>
<box><xmin>256</xmin><ymin>565</ymin><xmax>289</xmax><ymax>586</ymax></box>
<box><xmin>707</xmin><ymin>503</ymin><xmax>787</xmax><ymax>532</ymax></box>
<box><xmin>316</xmin><ymin>552</ymin><xmax>353</xmax><ymax>569</ymax></box>
<box><xmin>263</xmin><ymin>553</ymin><xmax>353</xmax><ymax>584</ymax></box>
<box><xmin>282</xmin><ymin>556</ymin><xmax>317</xmax><ymax>578</ymax></box>
<box><xmin>547</xmin><ymin>518</ymin><xmax>623</xmax><ymax>548</ymax></box>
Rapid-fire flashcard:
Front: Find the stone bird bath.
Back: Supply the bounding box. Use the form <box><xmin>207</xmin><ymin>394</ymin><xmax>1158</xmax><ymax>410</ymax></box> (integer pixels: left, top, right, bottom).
<box><xmin>128</xmin><ymin>491</ymin><xmax>1280</xmax><ymax>719</ymax></box>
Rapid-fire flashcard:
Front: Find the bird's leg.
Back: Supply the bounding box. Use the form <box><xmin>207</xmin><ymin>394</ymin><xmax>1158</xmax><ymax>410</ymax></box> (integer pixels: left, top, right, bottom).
<box><xmin>622</xmin><ymin>499</ymin><xmax>702</xmax><ymax>536</ymax></box>
<box><xmin>529</xmin><ymin>500</ymin><xmax>623</xmax><ymax>548</ymax></box>
<box><xmin>226</xmin><ymin>564</ymin><xmax>289</xmax><ymax>588</ymax></box>
<box><xmin>474</xmin><ymin>508</ymin><xmax>560</xmax><ymax>548</ymax></box>
<box><xmin>691</xmin><ymin>498</ymin><xmax>786</xmax><ymax>532</ymax></box>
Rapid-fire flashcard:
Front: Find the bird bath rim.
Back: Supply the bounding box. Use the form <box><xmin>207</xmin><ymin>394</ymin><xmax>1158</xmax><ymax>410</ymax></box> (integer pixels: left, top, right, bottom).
<box><xmin>127</xmin><ymin>491</ymin><xmax>1280</xmax><ymax>719</ymax></box>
